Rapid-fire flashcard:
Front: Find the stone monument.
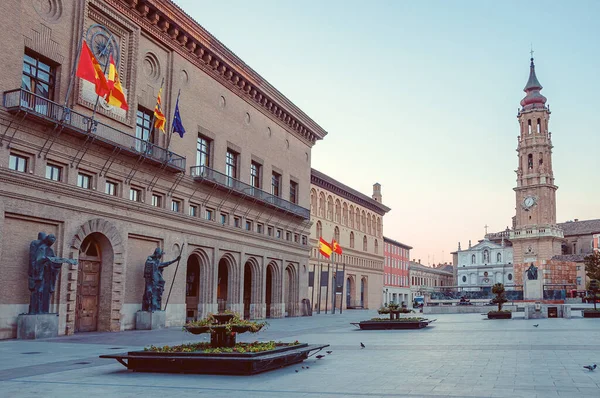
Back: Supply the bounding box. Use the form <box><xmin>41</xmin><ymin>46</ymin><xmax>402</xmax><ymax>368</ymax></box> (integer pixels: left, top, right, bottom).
<box><xmin>523</xmin><ymin>263</ymin><xmax>542</xmax><ymax>300</ymax></box>
<box><xmin>136</xmin><ymin>247</ymin><xmax>180</xmax><ymax>330</ymax></box>
<box><xmin>18</xmin><ymin>233</ymin><xmax>77</xmax><ymax>339</ymax></box>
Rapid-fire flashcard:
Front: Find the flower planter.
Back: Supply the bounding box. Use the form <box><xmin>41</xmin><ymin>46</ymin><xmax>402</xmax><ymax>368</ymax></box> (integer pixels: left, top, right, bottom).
<box><xmin>487</xmin><ymin>311</ymin><xmax>512</xmax><ymax>319</ymax></box>
<box><xmin>583</xmin><ymin>310</ymin><xmax>600</xmax><ymax>318</ymax></box>
<box><xmin>351</xmin><ymin>318</ymin><xmax>433</xmax><ymax>330</ymax></box>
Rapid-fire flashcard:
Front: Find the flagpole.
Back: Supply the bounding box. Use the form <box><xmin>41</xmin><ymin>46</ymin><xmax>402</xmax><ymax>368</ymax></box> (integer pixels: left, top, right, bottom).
<box><xmin>149</xmin><ymin>78</ymin><xmax>165</xmax><ymax>148</ymax></box>
<box><xmin>64</xmin><ymin>27</ymin><xmax>85</xmax><ymax>108</ymax></box>
<box><xmin>310</xmin><ymin>264</ymin><xmax>315</xmax><ymax>315</ymax></box>
<box><xmin>340</xmin><ymin>262</ymin><xmax>345</xmax><ymax>314</ymax></box>
<box><xmin>166</xmin><ymin>89</ymin><xmax>181</xmax><ymax>151</ymax></box>
<box><xmin>332</xmin><ymin>256</ymin><xmax>338</xmax><ymax>314</ymax></box>
<box><xmin>317</xmin><ymin>262</ymin><xmax>322</xmax><ymax>315</ymax></box>
<box><xmin>325</xmin><ymin>262</ymin><xmax>330</xmax><ymax>314</ymax></box>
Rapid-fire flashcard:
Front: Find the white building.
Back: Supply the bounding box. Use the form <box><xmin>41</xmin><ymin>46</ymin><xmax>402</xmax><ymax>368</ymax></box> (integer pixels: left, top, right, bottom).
<box><xmin>455</xmin><ymin>238</ymin><xmax>514</xmax><ymax>291</ymax></box>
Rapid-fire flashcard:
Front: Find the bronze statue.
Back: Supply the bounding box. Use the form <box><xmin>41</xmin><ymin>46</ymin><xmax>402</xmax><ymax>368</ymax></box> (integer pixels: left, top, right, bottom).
<box><xmin>526</xmin><ymin>264</ymin><xmax>538</xmax><ymax>280</ymax></box>
<box><xmin>28</xmin><ymin>233</ymin><xmax>77</xmax><ymax>314</ymax></box>
<box><xmin>142</xmin><ymin>248</ymin><xmax>181</xmax><ymax>312</ymax></box>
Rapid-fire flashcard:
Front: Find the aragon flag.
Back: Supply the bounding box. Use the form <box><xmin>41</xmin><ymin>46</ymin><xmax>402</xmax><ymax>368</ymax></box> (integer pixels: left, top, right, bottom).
<box><xmin>332</xmin><ymin>239</ymin><xmax>343</xmax><ymax>255</ymax></box>
<box><xmin>106</xmin><ymin>55</ymin><xmax>129</xmax><ymax>111</ymax></box>
<box><xmin>76</xmin><ymin>41</ymin><xmax>109</xmax><ymax>98</ymax></box>
<box><xmin>153</xmin><ymin>87</ymin><xmax>166</xmax><ymax>132</ymax></box>
<box><xmin>319</xmin><ymin>237</ymin><xmax>332</xmax><ymax>259</ymax></box>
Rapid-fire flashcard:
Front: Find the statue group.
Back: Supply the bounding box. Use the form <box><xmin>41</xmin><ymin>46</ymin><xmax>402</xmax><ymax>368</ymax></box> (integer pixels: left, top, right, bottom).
<box><xmin>28</xmin><ymin>233</ymin><xmax>77</xmax><ymax>314</ymax></box>
<box><xmin>142</xmin><ymin>248</ymin><xmax>181</xmax><ymax>312</ymax></box>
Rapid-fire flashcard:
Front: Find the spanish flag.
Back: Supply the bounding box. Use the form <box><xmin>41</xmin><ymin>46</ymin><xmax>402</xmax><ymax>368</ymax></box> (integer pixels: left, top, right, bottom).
<box><xmin>75</xmin><ymin>40</ymin><xmax>109</xmax><ymax>97</ymax></box>
<box><xmin>153</xmin><ymin>87</ymin><xmax>166</xmax><ymax>132</ymax></box>
<box><xmin>106</xmin><ymin>55</ymin><xmax>129</xmax><ymax>111</ymax></box>
<box><xmin>332</xmin><ymin>239</ymin><xmax>343</xmax><ymax>255</ymax></box>
<box><xmin>319</xmin><ymin>237</ymin><xmax>332</xmax><ymax>259</ymax></box>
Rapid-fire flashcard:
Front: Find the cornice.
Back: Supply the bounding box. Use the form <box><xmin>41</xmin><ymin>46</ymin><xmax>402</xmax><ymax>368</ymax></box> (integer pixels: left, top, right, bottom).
<box><xmin>108</xmin><ymin>0</ymin><xmax>327</xmax><ymax>146</ymax></box>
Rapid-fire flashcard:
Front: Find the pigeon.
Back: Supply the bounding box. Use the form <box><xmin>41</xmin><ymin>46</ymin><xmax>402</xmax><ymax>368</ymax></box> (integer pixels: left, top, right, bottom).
<box><xmin>583</xmin><ymin>364</ymin><xmax>597</xmax><ymax>371</ymax></box>
<box><xmin>306</xmin><ymin>366</ymin><xmax>310</xmax><ymax>369</ymax></box>
<box><xmin>533</xmin><ymin>324</ymin><xmax>539</xmax><ymax>327</ymax></box>
<box><xmin>302</xmin><ymin>366</ymin><xmax>305</xmax><ymax>369</ymax></box>
<box><xmin>360</xmin><ymin>342</ymin><xmax>365</xmax><ymax>349</ymax></box>
<box><xmin>295</xmin><ymin>370</ymin><xmax>299</xmax><ymax>373</ymax></box>
<box><xmin>326</xmin><ymin>351</ymin><xmax>333</xmax><ymax>354</ymax></box>
<box><xmin>316</xmin><ymin>355</ymin><xmax>325</xmax><ymax>359</ymax></box>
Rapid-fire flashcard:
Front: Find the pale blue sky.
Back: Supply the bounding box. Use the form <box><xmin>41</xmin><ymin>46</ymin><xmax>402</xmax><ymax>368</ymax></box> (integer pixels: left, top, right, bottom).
<box><xmin>175</xmin><ymin>0</ymin><xmax>599</xmax><ymax>264</ymax></box>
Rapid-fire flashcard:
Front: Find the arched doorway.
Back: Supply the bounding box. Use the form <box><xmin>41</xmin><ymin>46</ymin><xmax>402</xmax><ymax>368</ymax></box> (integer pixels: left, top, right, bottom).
<box><xmin>284</xmin><ymin>264</ymin><xmax>297</xmax><ymax>317</ymax></box>
<box><xmin>217</xmin><ymin>259</ymin><xmax>228</xmax><ymax>312</ymax></box>
<box><xmin>185</xmin><ymin>255</ymin><xmax>200</xmax><ymax>321</ymax></box>
<box><xmin>243</xmin><ymin>262</ymin><xmax>252</xmax><ymax>319</ymax></box>
<box><xmin>346</xmin><ymin>278</ymin><xmax>352</xmax><ymax>307</ymax></box>
<box><xmin>360</xmin><ymin>278</ymin><xmax>365</xmax><ymax>308</ymax></box>
<box><xmin>266</xmin><ymin>265</ymin><xmax>273</xmax><ymax>318</ymax></box>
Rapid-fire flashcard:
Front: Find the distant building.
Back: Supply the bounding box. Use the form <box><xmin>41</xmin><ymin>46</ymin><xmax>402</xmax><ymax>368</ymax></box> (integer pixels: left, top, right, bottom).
<box><xmin>454</xmin><ymin>238</ymin><xmax>514</xmax><ymax>291</ymax></box>
<box><xmin>409</xmin><ymin>261</ymin><xmax>453</xmax><ymax>301</ymax></box>
<box><xmin>383</xmin><ymin>237</ymin><xmax>412</xmax><ymax>306</ymax></box>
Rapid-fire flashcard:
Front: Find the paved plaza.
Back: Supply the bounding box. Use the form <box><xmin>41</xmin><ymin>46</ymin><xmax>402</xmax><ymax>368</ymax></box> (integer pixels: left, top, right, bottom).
<box><xmin>1</xmin><ymin>311</ymin><xmax>600</xmax><ymax>398</ymax></box>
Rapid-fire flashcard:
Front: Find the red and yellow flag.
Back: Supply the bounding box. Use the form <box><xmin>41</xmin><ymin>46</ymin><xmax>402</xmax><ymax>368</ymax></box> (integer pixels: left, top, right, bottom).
<box><xmin>319</xmin><ymin>237</ymin><xmax>332</xmax><ymax>258</ymax></box>
<box><xmin>76</xmin><ymin>40</ymin><xmax>109</xmax><ymax>97</ymax></box>
<box><xmin>153</xmin><ymin>87</ymin><xmax>166</xmax><ymax>132</ymax></box>
<box><xmin>332</xmin><ymin>239</ymin><xmax>343</xmax><ymax>255</ymax></box>
<box><xmin>106</xmin><ymin>55</ymin><xmax>129</xmax><ymax>111</ymax></box>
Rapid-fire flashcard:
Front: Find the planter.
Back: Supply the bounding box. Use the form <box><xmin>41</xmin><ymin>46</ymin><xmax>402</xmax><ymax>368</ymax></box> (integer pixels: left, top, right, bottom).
<box><xmin>100</xmin><ymin>343</ymin><xmax>329</xmax><ymax>375</ymax></box>
<box><xmin>583</xmin><ymin>310</ymin><xmax>600</xmax><ymax>318</ymax></box>
<box><xmin>351</xmin><ymin>319</ymin><xmax>433</xmax><ymax>330</ymax></box>
<box><xmin>488</xmin><ymin>311</ymin><xmax>512</xmax><ymax>319</ymax></box>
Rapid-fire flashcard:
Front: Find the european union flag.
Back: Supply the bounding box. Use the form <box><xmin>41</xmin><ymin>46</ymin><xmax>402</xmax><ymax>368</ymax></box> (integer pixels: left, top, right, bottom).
<box><xmin>172</xmin><ymin>92</ymin><xmax>186</xmax><ymax>138</ymax></box>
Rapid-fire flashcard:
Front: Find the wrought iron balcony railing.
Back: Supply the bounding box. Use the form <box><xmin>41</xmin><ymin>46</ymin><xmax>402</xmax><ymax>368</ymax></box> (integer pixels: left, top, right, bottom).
<box><xmin>190</xmin><ymin>165</ymin><xmax>310</xmax><ymax>219</ymax></box>
<box><xmin>2</xmin><ymin>89</ymin><xmax>185</xmax><ymax>172</ymax></box>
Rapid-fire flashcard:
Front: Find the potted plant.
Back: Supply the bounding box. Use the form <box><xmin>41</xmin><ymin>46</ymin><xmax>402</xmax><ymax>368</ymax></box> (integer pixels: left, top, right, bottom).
<box><xmin>488</xmin><ymin>283</ymin><xmax>511</xmax><ymax>319</ymax></box>
<box><xmin>584</xmin><ymin>278</ymin><xmax>600</xmax><ymax>318</ymax></box>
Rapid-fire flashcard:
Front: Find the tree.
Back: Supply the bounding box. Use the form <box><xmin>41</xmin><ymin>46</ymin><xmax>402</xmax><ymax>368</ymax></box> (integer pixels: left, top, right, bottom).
<box><xmin>584</xmin><ymin>252</ymin><xmax>600</xmax><ymax>281</ymax></box>
<box><xmin>491</xmin><ymin>283</ymin><xmax>508</xmax><ymax>312</ymax></box>
<box><xmin>589</xmin><ymin>279</ymin><xmax>599</xmax><ymax>311</ymax></box>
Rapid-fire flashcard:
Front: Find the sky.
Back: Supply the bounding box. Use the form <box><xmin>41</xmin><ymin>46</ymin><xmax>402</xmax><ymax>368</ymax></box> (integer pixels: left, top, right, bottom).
<box><xmin>175</xmin><ymin>0</ymin><xmax>599</xmax><ymax>265</ymax></box>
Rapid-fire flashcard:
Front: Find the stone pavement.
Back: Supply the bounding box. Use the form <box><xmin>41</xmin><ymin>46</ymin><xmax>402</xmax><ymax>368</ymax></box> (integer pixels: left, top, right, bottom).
<box><xmin>1</xmin><ymin>311</ymin><xmax>600</xmax><ymax>398</ymax></box>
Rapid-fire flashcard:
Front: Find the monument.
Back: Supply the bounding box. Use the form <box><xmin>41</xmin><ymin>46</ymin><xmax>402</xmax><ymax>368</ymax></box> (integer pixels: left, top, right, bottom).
<box><xmin>18</xmin><ymin>233</ymin><xmax>77</xmax><ymax>339</ymax></box>
<box><xmin>136</xmin><ymin>247</ymin><xmax>181</xmax><ymax>330</ymax></box>
<box><xmin>523</xmin><ymin>264</ymin><xmax>542</xmax><ymax>300</ymax></box>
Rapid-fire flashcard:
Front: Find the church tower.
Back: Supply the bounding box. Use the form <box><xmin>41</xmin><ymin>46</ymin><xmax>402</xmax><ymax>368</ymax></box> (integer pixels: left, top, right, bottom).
<box><xmin>510</xmin><ymin>57</ymin><xmax>564</xmax><ymax>268</ymax></box>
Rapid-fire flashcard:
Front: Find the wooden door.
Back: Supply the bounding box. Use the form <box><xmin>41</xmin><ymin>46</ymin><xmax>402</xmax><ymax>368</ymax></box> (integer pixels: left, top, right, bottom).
<box><xmin>76</xmin><ymin>260</ymin><xmax>100</xmax><ymax>332</ymax></box>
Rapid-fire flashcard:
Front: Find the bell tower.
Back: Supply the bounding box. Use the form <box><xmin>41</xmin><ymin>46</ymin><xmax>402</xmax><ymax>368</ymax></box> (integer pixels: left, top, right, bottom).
<box><xmin>510</xmin><ymin>56</ymin><xmax>563</xmax><ymax>266</ymax></box>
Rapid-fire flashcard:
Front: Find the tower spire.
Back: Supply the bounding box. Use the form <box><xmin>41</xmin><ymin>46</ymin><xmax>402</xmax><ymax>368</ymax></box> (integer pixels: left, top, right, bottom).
<box><xmin>520</xmin><ymin>55</ymin><xmax>547</xmax><ymax>110</ymax></box>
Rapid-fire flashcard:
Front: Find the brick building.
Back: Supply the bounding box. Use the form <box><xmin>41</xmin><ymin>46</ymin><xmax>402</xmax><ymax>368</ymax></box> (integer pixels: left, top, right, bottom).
<box><xmin>383</xmin><ymin>237</ymin><xmax>411</xmax><ymax>306</ymax></box>
<box><xmin>309</xmin><ymin>173</ymin><xmax>390</xmax><ymax>311</ymax></box>
<box><xmin>0</xmin><ymin>0</ymin><xmax>328</xmax><ymax>339</ymax></box>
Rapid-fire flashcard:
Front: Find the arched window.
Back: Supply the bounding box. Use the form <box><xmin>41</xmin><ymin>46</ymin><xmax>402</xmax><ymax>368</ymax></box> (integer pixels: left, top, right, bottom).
<box><xmin>374</xmin><ymin>239</ymin><xmax>378</xmax><ymax>254</ymax></box>
<box><xmin>497</xmin><ymin>252</ymin><xmax>502</xmax><ymax>263</ymax></box>
<box><xmin>367</xmin><ymin>214</ymin><xmax>372</xmax><ymax>235</ymax></box>
<box><xmin>361</xmin><ymin>211</ymin><xmax>366</xmax><ymax>232</ymax></box>
<box><xmin>371</xmin><ymin>215</ymin><xmax>376</xmax><ymax>236</ymax></box>
<box><xmin>318</xmin><ymin>192</ymin><xmax>325</xmax><ymax>218</ymax></box>
<box><xmin>334</xmin><ymin>199</ymin><xmax>341</xmax><ymax>223</ymax></box>
<box><xmin>528</xmin><ymin>119</ymin><xmax>532</xmax><ymax>134</ymax></box>
<box><xmin>528</xmin><ymin>154</ymin><xmax>533</xmax><ymax>169</ymax></box>
<box><xmin>348</xmin><ymin>205</ymin><xmax>354</xmax><ymax>228</ymax></box>
<box><xmin>350</xmin><ymin>232</ymin><xmax>355</xmax><ymax>248</ymax></box>
<box><xmin>355</xmin><ymin>208</ymin><xmax>360</xmax><ymax>229</ymax></box>
<box><xmin>334</xmin><ymin>226</ymin><xmax>340</xmax><ymax>242</ymax></box>
<box><xmin>342</xmin><ymin>203</ymin><xmax>348</xmax><ymax>226</ymax></box>
<box><xmin>363</xmin><ymin>236</ymin><xmax>367</xmax><ymax>251</ymax></box>
<box><xmin>377</xmin><ymin>217</ymin><xmax>382</xmax><ymax>237</ymax></box>
<box><xmin>537</xmin><ymin>118</ymin><xmax>541</xmax><ymax>134</ymax></box>
<box><xmin>310</xmin><ymin>189</ymin><xmax>317</xmax><ymax>215</ymax></box>
<box><xmin>471</xmin><ymin>254</ymin><xmax>476</xmax><ymax>264</ymax></box>
<box><xmin>316</xmin><ymin>221</ymin><xmax>322</xmax><ymax>238</ymax></box>
<box><xmin>326</xmin><ymin>196</ymin><xmax>334</xmax><ymax>220</ymax></box>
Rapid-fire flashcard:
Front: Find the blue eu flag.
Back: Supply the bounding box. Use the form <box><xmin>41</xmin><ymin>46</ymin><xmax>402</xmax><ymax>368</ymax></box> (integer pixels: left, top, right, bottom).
<box><xmin>172</xmin><ymin>93</ymin><xmax>186</xmax><ymax>138</ymax></box>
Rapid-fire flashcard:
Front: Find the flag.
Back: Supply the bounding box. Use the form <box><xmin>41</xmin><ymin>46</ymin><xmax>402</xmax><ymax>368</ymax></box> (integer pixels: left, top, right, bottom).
<box><xmin>76</xmin><ymin>40</ymin><xmax>109</xmax><ymax>97</ymax></box>
<box><xmin>171</xmin><ymin>91</ymin><xmax>185</xmax><ymax>138</ymax></box>
<box><xmin>106</xmin><ymin>55</ymin><xmax>129</xmax><ymax>111</ymax></box>
<box><xmin>319</xmin><ymin>237</ymin><xmax>332</xmax><ymax>259</ymax></box>
<box><xmin>332</xmin><ymin>239</ymin><xmax>343</xmax><ymax>255</ymax></box>
<box><xmin>154</xmin><ymin>87</ymin><xmax>166</xmax><ymax>132</ymax></box>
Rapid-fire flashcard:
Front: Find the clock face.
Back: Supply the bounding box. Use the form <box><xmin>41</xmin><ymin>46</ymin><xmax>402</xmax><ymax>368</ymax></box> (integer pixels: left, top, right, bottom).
<box><xmin>523</xmin><ymin>196</ymin><xmax>536</xmax><ymax>210</ymax></box>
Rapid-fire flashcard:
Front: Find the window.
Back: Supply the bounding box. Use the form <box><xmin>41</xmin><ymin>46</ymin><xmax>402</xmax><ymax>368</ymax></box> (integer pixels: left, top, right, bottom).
<box><xmin>45</xmin><ymin>164</ymin><xmax>62</xmax><ymax>181</ymax></box>
<box><xmin>135</xmin><ymin>107</ymin><xmax>153</xmax><ymax>152</ymax></box>
<box><xmin>22</xmin><ymin>52</ymin><xmax>55</xmax><ymax>102</ymax></box>
<box><xmin>375</xmin><ymin>240</ymin><xmax>379</xmax><ymax>254</ymax></box>
<box><xmin>256</xmin><ymin>223</ymin><xmax>264</xmax><ymax>234</ymax></box>
<box><xmin>77</xmin><ymin>173</ymin><xmax>92</xmax><ymax>189</ymax></box>
<box><xmin>276</xmin><ymin>229</ymin><xmax>282</xmax><ymax>239</ymax></box>
<box><xmin>271</xmin><ymin>172</ymin><xmax>281</xmax><ymax>197</ymax></box>
<box><xmin>316</xmin><ymin>221</ymin><xmax>322</xmax><ymax>238</ymax></box>
<box><xmin>9</xmin><ymin>154</ymin><xmax>28</xmax><ymax>172</ymax></box>
<box><xmin>302</xmin><ymin>235</ymin><xmax>307</xmax><ymax>245</ymax></box>
<box><xmin>171</xmin><ymin>199</ymin><xmax>181</xmax><ymax>213</ymax></box>
<box><xmin>528</xmin><ymin>154</ymin><xmax>533</xmax><ymax>169</ymax></box>
<box><xmin>497</xmin><ymin>252</ymin><xmax>501</xmax><ymax>263</ymax></box>
<box><xmin>250</xmin><ymin>161</ymin><xmax>261</xmax><ymax>188</ymax></box>
<box><xmin>286</xmin><ymin>231</ymin><xmax>291</xmax><ymax>241</ymax></box>
<box><xmin>577</xmin><ymin>276</ymin><xmax>582</xmax><ymax>286</ymax></box>
<box><xmin>294</xmin><ymin>234</ymin><xmax>299</xmax><ymax>243</ymax></box>
<box><xmin>205</xmin><ymin>209</ymin><xmax>214</xmax><ymax>221</ymax></box>
<box><xmin>196</xmin><ymin>135</ymin><xmax>211</xmax><ymax>167</ymax></box>
<box><xmin>289</xmin><ymin>181</ymin><xmax>298</xmax><ymax>204</ymax></box>
<box><xmin>189</xmin><ymin>204</ymin><xmax>198</xmax><ymax>217</ymax></box>
<box><xmin>220</xmin><ymin>213</ymin><xmax>228</xmax><ymax>225</ymax></box>
<box><xmin>363</xmin><ymin>236</ymin><xmax>367</xmax><ymax>251</ymax></box>
<box><xmin>350</xmin><ymin>232</ymin><xmax>355</xmax><ymax>248</ymax></box>
<box><xmin>151</xmin><ymin>194</ymin><xmax>162</xmax><ymax>207</ymax></box>
<box><xmin>105</xmin><ymin>181</ymin><xmax>118</xmax><ymax>196</ymax></box>
<box><xmin>245</xmin><ymin>220</ymin><xmax>253</xmax><ymax>231</ymax></box>
<box><xmin>234</xmin><ymin>217</ymin><xmax>241</xmax><ymax>228</ymax></box>
<box><xmin>225</xmin><ymin>149</ymin><xmax>238</xmax><ymax>179</ymax></box>
<box><xmin>267</xmin><ymin>226</ymin><xmax>274</xmax><ymax>237</ymax></box>
<box><xmin>507</xmin><ymin>273</ymin><xmax>513</xmax><ymax>281</ymax></box>
<box><xmin>129</xmin><ymin>188</ymin><xmax>141</xmax><ymax>202</ymax></box>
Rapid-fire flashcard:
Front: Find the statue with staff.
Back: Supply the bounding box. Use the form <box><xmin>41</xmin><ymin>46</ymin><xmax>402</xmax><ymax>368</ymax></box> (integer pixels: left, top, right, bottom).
<box><xmin>142</xmin><ymin>247</ymin><xmax>182</xmax><ymax>312</ymax></box>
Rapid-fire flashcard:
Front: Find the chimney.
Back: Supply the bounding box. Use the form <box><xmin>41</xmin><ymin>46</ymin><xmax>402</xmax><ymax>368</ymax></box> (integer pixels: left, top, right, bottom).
<box><xmin>458</xmin><ymin>242</ymin><xmax>461</xmax><ymax>250</ymax></box>
<box><xmin>418</xmin><ymin>259</ymin><xmax>421</xmax><ymax>264</ymax></box>
<box><xmin>468</xmin><ymin>240</ymin><xmax>472</xmax><ymax>249</ymax></box>
<box><xmin>372</xmin><ymin>183</ymin><xmax>382</xmax><ymax>203</ymax></box>
<box><xmin>574</xmin><ymin>218</ymin><xmax>579</xmax><ymax>222</ymax></box>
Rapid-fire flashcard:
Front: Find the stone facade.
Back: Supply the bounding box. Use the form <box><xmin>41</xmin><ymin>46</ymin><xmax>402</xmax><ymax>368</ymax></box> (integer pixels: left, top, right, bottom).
<box><xmin>409</xmin><ymin>261</ymin><xmax>453</xmax><ymax>301</ymax></box>
<box><xmin>0</xmin><ymin>0</ymin><xmax>327</xmax><ymax>339</ymax></box>
<box><xmin>383</xmin><ymin>237</ymin><xmax>411</xmax><ymax>306</ymax></box>
<box><xmin>455</xmin><ymin>238</ymin><xmax>514</xmax><ymax>291</ymax></box>
<box><xmin>309</xmin><ymin>173</ymin><xmax>390</xmax><ymax>311</ymax></box>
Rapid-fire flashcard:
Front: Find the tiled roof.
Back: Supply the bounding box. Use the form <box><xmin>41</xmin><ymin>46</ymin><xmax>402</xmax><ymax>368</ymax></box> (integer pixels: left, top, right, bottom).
<box><xmin>551</xmin><ymin>254</ymin><xmax>586</xmax><ymax>263</ymax></box>
<box><xmin>558</xmin><ymin>219</ymin><xmax>600</xmax><ymax>236</ymax></box>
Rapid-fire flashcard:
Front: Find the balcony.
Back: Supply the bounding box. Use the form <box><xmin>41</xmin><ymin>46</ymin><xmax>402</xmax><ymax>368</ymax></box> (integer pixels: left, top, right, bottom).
<box><xmin>190</xmin><ymin>165</ymin><xmax>310</xmax><ymax>219</ymax></box>
<box><xmin>3</xmin><ymin>89</ymin><xmax>185</xmax><ymax>172</ymax></box>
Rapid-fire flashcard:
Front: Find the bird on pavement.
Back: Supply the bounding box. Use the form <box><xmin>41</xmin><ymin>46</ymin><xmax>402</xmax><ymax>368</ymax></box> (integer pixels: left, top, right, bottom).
<box><xmin>326</xmin><ymin>351</ymin><xmax>333</xmax><ymax>354</ymax></box>
<box><xmin>533</xmin><ymin>324</ymin><xmax>539</xmax><ymax>327</ymax></box>
<box><xmin>295</xmin><ymin>370</ymin><xmax>299</xmax><ymax>373</ymax></box>
<box><xmin>316</xmin><ymin>355</ymin><xmax>325</xmax><ymax>359</ymax></box>
<box><xmin>360</xmin><ymin>342</ymin><xmax>365</xmax><ymax>349</ymax></box>
<box><xmin>583</xmin><ymin>364</ymin><xmax>597</xmax><ymax>371</ymax></box>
